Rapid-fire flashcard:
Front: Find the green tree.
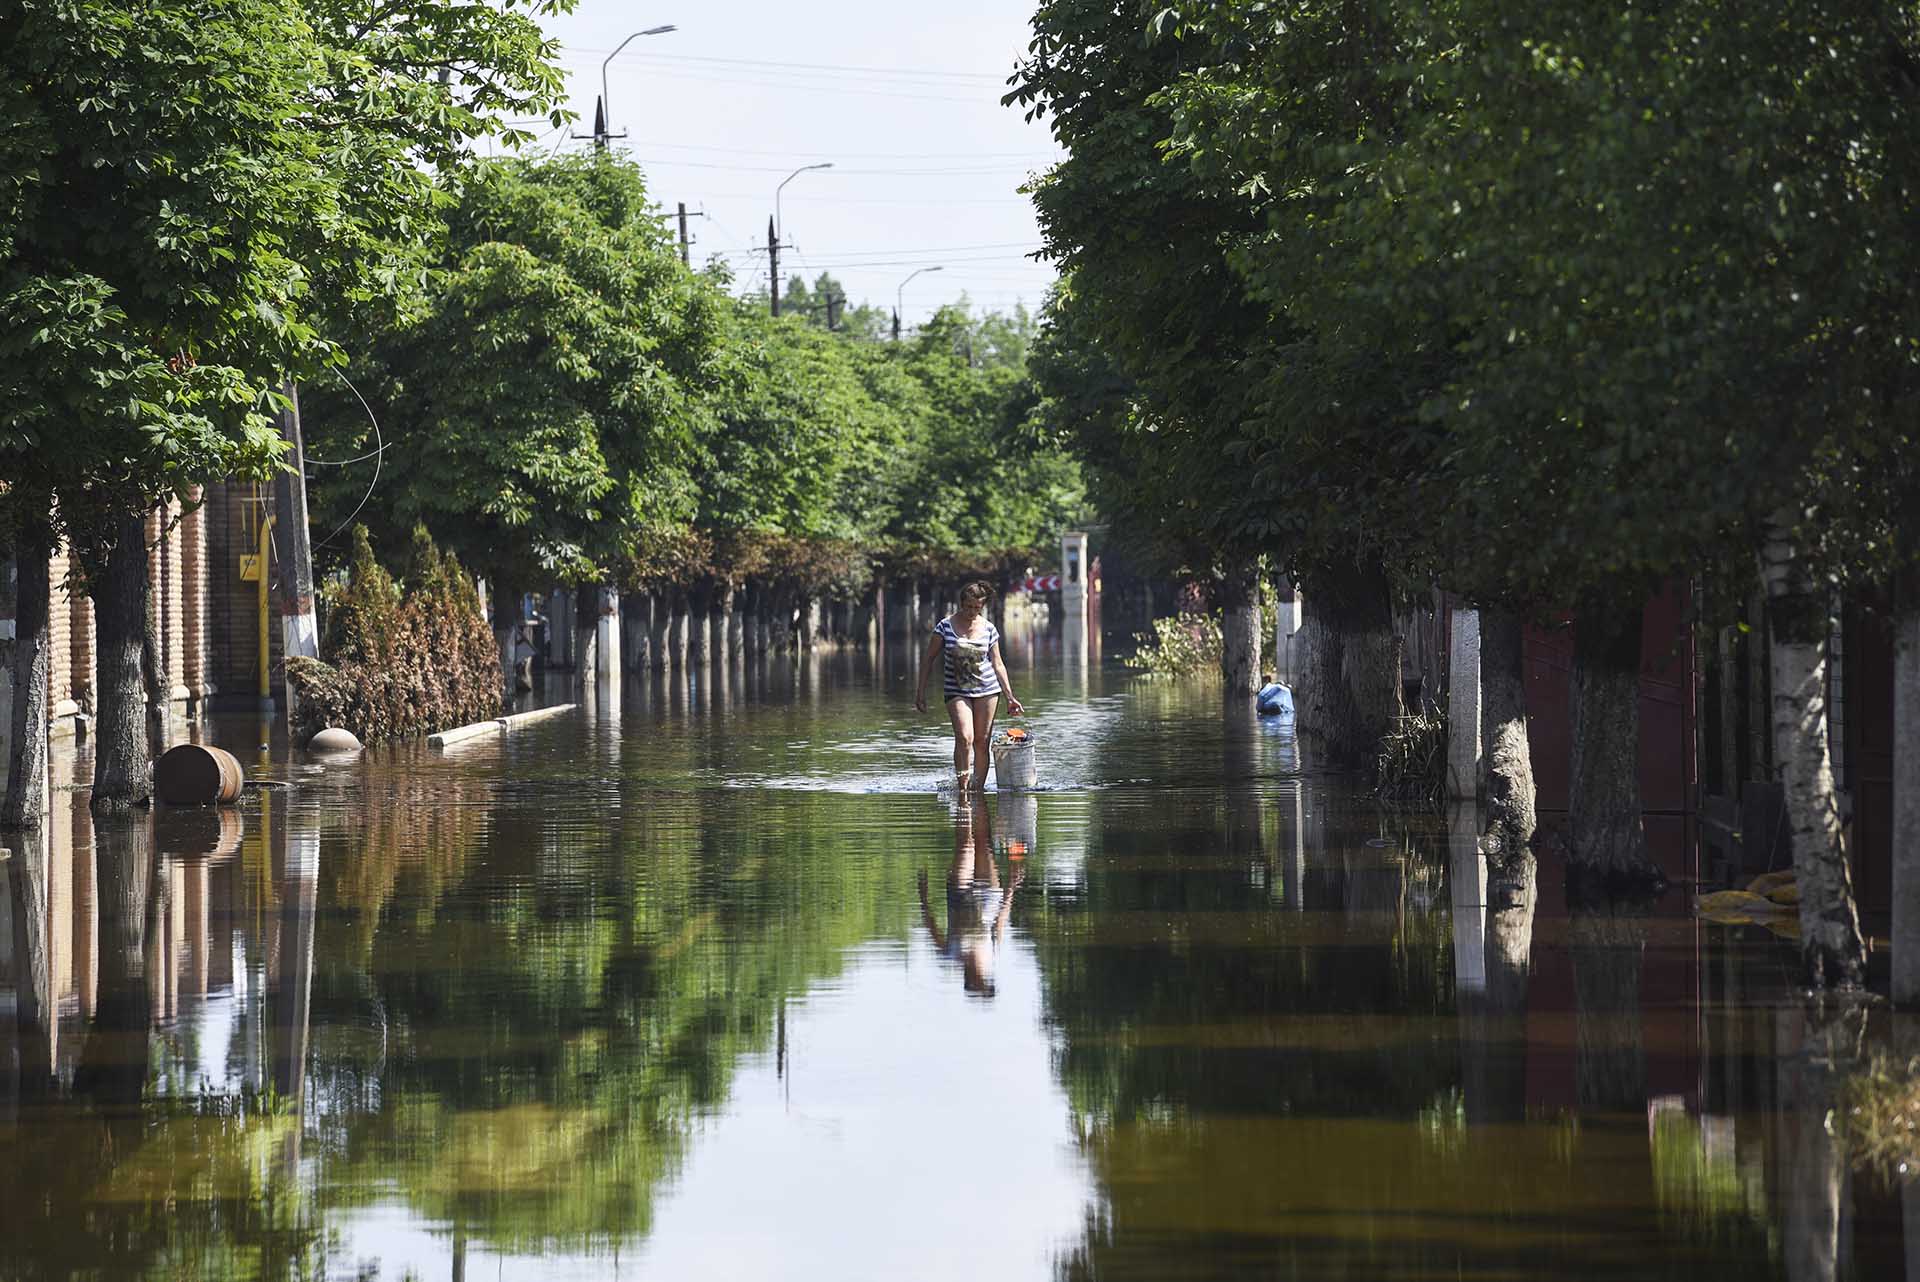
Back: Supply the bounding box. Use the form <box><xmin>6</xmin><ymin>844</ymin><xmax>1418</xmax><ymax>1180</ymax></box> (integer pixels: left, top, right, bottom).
<box><xmin>0</xmin><ymin>0</ymin><xmax>570</xmax><ymax>812</ymax></box>
<box><xmin>307</xmin><ymin>155</ymin><xmax>728</xmax><ymax>641</ymax></box>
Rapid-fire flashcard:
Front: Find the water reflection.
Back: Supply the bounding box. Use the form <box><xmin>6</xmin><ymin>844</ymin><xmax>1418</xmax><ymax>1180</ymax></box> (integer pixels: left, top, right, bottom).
<box><xmin>0</xmin><ymin>651</ymin><xmax>1915</xmax><ymax>1279</ymax></box>
<box><xmin>919</xmin><ymin>798</ymin><xmax>1024</xmax><ymax>998</ymax></box>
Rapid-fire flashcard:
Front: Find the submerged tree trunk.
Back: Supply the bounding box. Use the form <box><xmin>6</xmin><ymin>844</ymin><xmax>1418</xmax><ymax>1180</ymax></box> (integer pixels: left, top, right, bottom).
<box><xmin>1894</xmin><ymin>571</ymin><xmax>1920</xmax><ymax>1005</ymax></box>
<box><xmin>1568</xmin><ymin>901</ymin><xmax>1650</xmax><ymax>1112</ymax></box>
<box><xmin>75</xmin><ymin>817</ymin><xmax>155</xmax><ymax>1105</ymax></box>
<box><xmin>769</xmin><ymin>586</ymin><xmax>795</xmax><ymax>654</ymax></box>
<box><xmin>714</xmin><ymin>582</ymin><xmax>736</xmax><ymax>662</ymax></box>
<box><xmin>1567</xmin><ymin>603</ymin><xmax>1660</xmax><ymax>896</ymax></box>
<box><xmin>493</xmin><ymin>578</ymin><xmax>523</xmax><ymax>696</ymax></box>
<box><xmin>1481</xmin><ymin>607</ymin><xmax>1537</xmax><ymax>899</ymax></box>
<box><xmin>92</xmin><ymin>511</ymin><xmax>154</xmax><ymax>810</ymax></box>
<box><xmin>1763</xmin><ymin>525</ymin><xmax>1866</xmax><ymax>988</ymax></box>
<box><xmin>799</xmin><ymin>594</ymin><xmax>822</xmax><ymax>652</ymax></box>
<box><xmin>667</xmin><ymin>592</ymin><xmax>690</xmax><ymax>669</ymax></box>
<box><xmin>3</xmin><ymin>520</ymin><xmax>52</xmax><ymax>831</ymax></box>
<box><xmin>648</xmin><ymin>589</ymin><xmax>670</xmax><ymax>670</ymax></box>
<box><xmin>6</xmin><ymin>831</ymin><xmax>54</xmax><ymax>1095</ymax></box>
<box><xmin>621</xmin><ymin>591</ymin><xmax>650</xmax><ymax>674</ymax></box>
<box><xmin>1218</xmin><ymin>557</ymin><xmax>1261</xmax><ymax>697</ymax></box>
<box><xmin>1295</xmin><ymin>560</ymin><xmax>1402</xmax><ymax>769</ymax></box>
<box><xmin>688</xmin><ymin>582</ymin><xmax>712</xmax><ymax>665</ymax></box>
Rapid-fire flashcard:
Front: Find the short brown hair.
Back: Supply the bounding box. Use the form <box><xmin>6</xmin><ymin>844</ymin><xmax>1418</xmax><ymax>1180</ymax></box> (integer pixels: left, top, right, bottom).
<box><xmin>960</xmin><ymin>580</ymin><xmax>994</xmax><ymax>606</ymax></box>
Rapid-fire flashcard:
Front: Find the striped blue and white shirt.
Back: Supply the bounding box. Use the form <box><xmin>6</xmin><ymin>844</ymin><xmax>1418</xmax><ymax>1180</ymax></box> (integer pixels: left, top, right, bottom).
<box><xmin>936</xmin><ymin>616</ymin><xmax>1001</xmax><ymax>699</ymax></box>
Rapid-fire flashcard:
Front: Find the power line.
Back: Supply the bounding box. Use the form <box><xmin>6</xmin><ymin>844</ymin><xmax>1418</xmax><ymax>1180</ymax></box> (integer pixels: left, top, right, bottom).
<box><xmin>570</xmin><ymin>47</ymin><xmax>1004</xmax><ymax>82</ymax></box>
<box><xmin>628</xmin><ymin>157</ymin><xmax>1040</xmax><ymax>176</ymax></box>
<box><xmin>579</xmin><ymin>65</ymin><xmax>998</xmax><ymax>106</ymax></box>
<box><xmin>709</xmin><ymin>240</ymin><xmax>1041</xmax><ymax>259</ymax></box>
<box><xmin>621</xmin><ymin>139</ymin><xmax>1057</xmax><ymax>161</ymax></box>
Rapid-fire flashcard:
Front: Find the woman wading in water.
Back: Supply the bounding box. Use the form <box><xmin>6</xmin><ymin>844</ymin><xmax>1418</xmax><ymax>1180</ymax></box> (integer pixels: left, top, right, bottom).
<box><xmin>915</xmin><ymin>581</ymin><xmax>1024</xmax><ymax>790</ymax></box>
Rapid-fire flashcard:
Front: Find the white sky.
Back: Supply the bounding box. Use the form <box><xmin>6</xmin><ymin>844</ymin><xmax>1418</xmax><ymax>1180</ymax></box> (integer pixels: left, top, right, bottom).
<box><xmin>534</xmin><ymin>0</ymin><xmax>1063</xmax><ymax>328</ymax></box>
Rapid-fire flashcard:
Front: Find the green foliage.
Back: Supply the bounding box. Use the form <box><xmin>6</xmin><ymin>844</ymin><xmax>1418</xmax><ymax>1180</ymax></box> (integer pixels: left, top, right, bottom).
<box><xmin>1123</xmin><ymin>611</ymin><xmax>1224</xmax><ymax>678</ymax></box>
<box><xmin>0</xmin><ymin>0</ymin><xmax>571</xmax><ymax>563</ymax></box>
<box><xmin>289</xmin><ymin>527</ymin><xmax>500</xmax><ymax>744</ymax></box>
<box><xmin>1015</xmin><ymin>0</ymin><xmax>1920</xmax><ymax>617</ymax></box>
<box><xmin>307</xmin><ymin>155</ymin><xmax>724</xmax><ymax>587</ymax></box>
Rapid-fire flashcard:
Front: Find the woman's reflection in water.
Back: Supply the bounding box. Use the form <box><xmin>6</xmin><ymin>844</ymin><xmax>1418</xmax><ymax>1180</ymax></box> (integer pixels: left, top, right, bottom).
<box><xmin>919</xmin><ymin>797</ymin><xmax>1023</xmax><ymax>998</ymax></box>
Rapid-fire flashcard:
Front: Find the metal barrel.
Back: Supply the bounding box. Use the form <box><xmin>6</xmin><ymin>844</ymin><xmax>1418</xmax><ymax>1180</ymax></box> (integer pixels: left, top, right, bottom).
<box><xmin>155</xmin><ymin>744</ymin><xmax>245</xmax><ymax>807</ymax></box>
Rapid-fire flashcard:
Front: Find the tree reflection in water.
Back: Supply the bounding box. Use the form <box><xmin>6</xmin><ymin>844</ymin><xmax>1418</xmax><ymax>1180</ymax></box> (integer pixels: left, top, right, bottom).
<box><xmin>0</xmin><ymin>674</ymin><xmax>1917</xmax><ymax>1279</ymax></box>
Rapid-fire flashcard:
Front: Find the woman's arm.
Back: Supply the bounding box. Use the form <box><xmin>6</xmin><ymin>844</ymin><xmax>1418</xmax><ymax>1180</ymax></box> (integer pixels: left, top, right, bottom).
<box><xmin>990</xmin><ymin>642</ymin><xmax>1024</xmax><ymax>716</ymax></box>
<box><xmin>914</xmin><ymin>633</ymin><xmax>943</xmax><ymax>712</ymax></box>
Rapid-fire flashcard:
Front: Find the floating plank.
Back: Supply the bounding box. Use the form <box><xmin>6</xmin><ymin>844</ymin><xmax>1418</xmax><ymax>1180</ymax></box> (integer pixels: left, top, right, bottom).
<box><xmin>500</xmin><ymin>703</ymin><xmax>576</xmax><ymax>730</ymax></box>
<box><xmin>428</xmin><ymin>720</ymin><xmax>505</xmax><ymax>749</ymax></box>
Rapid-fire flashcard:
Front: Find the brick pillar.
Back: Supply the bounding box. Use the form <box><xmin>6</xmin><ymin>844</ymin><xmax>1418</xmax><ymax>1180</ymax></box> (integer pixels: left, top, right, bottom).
<box><xmin>48</xmin><ymin>546</ymin><xmax>73</xmax><ymax>726</ymax></box>
<box><xmin>162</xmin><ymin>499</ymin><xmax>187</xmax><ymax>703</ymax></box>
<box><xmin>181</xmin><ymin>487</ymin><xmax>208</xmax><ymax>705</ymax></box>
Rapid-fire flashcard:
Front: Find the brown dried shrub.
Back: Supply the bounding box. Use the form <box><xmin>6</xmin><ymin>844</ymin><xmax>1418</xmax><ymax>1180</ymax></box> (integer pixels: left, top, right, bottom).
<box><xmin>288</xmin><ymin>525</ymin><xmax>501</xmax><ymax>745</ymax></box>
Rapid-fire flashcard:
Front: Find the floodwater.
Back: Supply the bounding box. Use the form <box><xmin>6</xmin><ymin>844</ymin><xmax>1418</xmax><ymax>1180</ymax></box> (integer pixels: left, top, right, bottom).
<box><xmin>0</xmin><ymin>632</ymin><xmax>1912</xmax><ymax>1281</ymax></box>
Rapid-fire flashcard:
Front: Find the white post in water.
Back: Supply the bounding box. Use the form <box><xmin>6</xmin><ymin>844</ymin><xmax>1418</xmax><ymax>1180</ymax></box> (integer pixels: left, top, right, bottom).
<box><xmin>1274</xmin><ymin>579</ymin><xmax>1302</xmax><ymax>684</ymax></box>
<box><xmin>594</xmin><ymin>585</ymin><xmax>620</xmax><ymax>702</ymax></box>
<box><xmin>1449</xmin><ymin>801</ymin><xmax>1487</xmax><ymax>993</ymax></box>
<box><xmin>1061</xmin><ymin>531</ymin><xmax>1089</xmax><ymax>620</ymax></box>
<box><xmin>1448</xmin><ymin>606</ymin><xmax>1482</xmax><ymax>801</ymax></box>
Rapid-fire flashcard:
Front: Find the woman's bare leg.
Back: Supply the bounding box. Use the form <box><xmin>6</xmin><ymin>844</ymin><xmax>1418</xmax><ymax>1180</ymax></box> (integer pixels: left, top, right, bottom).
<box><xmin>946</xmin><ymin>698</ymin><xmax>974</xmax><ymax>785</ymax></box>
<box><xmin>969</xmin><ymin>695</ymin><xmax>1000</xmax><ymax>789</ymax></box>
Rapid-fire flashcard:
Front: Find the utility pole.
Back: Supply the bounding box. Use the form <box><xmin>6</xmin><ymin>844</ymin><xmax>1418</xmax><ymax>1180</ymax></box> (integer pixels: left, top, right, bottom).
<box><xmin>271</xmin><ymin>382</ymin><xmax>320</xmax><ymax>719</ymax></box>
<box><xmin>678</xmin><ymin>202</ymin><xmax>691</xmax><ymax>267</ymax></box>
<box><xmin>768</xmin><ymin>216</ymin><xmax>781</xmax><ymax>317</ymax></box>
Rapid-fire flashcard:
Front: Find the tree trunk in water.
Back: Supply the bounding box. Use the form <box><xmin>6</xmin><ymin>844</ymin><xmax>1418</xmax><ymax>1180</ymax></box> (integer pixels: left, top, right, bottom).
<box><xmin>6</xmin><ymin>831</ymin><xmax>54</xmax><ymax>1094</ymax></box>
<box><xmin>493</xmin><ymin>578</ymin><xmax>524</xmax><ymax>696</ymax></box>
<box><xmin>799</xmin><ymin>595</ymin><xmax>822</xmax><ymax>652</ymax></box>
<box><xmin>1568</xmin><ymin>902</ymin><xmax>1649</xmax><ymax>1113</ymax></box>
<box><xmin>571</xmin><ymin>583</ymin><xmax>599</xmax><ymax>682</ymax></box>
<box><xmin>648</xmin><ymin>590</ymin><xmax>670</xmax><ymax>670</ymax></box>
<box><xmin>75</xmin><ymin>817</ymin><xmax>153</xmax><ymax>1105</ymax></box>
<box><xmin>667</xmin><ymin>593</ymin><xmax>689</xmax><ymax>669</ymax></box>
<box><xmin>1481</xmin><ymin>607</ymin><xmax>1537</xmax><ymax>898</ymax></box>
<box><xmin>622</xmin><ymin>592</ymin><xmax>650</xmax><ymax>674</ymax></box>
<box><xmin>1763</xmin><ymin>526</ymin><xmax>1866</xmax><ymax>988</ymax></box>
<box><xmin>714</xmin><ymin>582</ymin><xmax>736</xmax><ymax>662</ymax></box>
<box><xmin>1295</xmin><ymin>561</ymin><xmax>1402</xmax><ymax>769</ymax></box>
<box><xmin>1567</xmin><ymin>604</ymin><xmax>1660</xmax><ymax>895</ymax></box>
<box><xmin>1218</xmin><ymin>557</ymin><xmax>1261</xmax><ymax>697</ymax></box>
<box><xmin>93</xmin><ymin>512</ymin><xmax>154</xmax><ymax>810</ymax></box>
<box><xmin>1894</xmin><ymin>572</ymin><xmax>1920</xmax><ymax>1005</ymax></box>
<box><xmin>695</xmin><ymin>579</ymin><xmax>718</xmax><ymax>660</ymax></box>
<box><xmin>3</xmin><ymin>522</ymin><xmax>52</xmax><ymax>831</ymax></box>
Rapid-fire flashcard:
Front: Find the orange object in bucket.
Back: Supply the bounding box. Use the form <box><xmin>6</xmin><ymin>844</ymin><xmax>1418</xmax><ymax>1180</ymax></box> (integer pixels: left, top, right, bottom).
<box><xmin>990</xmin><ymin>727</ymin><xmax>1038</xmax><ymax>790</ymax></box>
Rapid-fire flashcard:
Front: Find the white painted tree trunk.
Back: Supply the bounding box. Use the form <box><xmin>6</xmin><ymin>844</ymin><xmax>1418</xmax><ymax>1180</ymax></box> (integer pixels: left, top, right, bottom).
<box><xmin>1890</xmin><ymin>583</ymin><xmax>1920</xmax><ymax>1004</ymax></box>
<box><xmin>1762</xmin><ymin>522</ymin><xmax>1865</xmax><ymax>988</ymax></box>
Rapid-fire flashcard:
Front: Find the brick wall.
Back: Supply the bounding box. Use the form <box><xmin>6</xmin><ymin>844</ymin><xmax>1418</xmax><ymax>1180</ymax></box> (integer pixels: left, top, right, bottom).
<box><xmin>181</xmin><ymin>487</ymin><xmax>209</xmax><ymax>702</ymax></box>
<box><xmin>204</xmin><ymin>479</ymin><xmax>281</xmax><ymax>704</ymax></box>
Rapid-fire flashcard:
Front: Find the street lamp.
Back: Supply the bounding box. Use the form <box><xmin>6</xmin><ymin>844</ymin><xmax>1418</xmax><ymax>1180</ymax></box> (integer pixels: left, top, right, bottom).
<box><xmin>597</xmin><ymin>24</ymin><xmax>677</xmax><ymax>150</ymax></box>
<box><xmin>776</xmin><ymin>162</ymin><xmax>833</xmax><ymax>243</ymax></box>
<box><xmin>895</xmin><ymin>266</ymin><xmax>944</xmax><ymax>339</ymax></box>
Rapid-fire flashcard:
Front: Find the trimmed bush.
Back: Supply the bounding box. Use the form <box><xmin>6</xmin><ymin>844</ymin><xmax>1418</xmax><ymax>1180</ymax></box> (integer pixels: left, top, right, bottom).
<box><xmin>288</xmin><ymin>526</ymin><xmax>501</xmax><ymax>745</ymax></box>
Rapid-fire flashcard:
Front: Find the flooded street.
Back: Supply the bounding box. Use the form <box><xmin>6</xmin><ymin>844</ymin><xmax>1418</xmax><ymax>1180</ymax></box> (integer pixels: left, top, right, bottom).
<box><xmin>0</xmin><ymin>640</ymin><xmax>1909</xmax><ymax>1281</ymax></box>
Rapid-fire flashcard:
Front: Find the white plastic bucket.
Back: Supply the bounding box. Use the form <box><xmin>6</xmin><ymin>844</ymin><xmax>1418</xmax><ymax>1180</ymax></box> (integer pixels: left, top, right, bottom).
<box><xmin>991</xmin><ymin>733</ymin><xmax>1038</xmax><ymax>790</ymax></box>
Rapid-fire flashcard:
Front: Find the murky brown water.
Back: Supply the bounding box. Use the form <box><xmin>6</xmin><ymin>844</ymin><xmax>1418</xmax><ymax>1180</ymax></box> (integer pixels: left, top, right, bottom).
<box><xmin>0</xmin><ymin>636</ymin><xmax>1911</xmax><ymax>1280</ymax></box>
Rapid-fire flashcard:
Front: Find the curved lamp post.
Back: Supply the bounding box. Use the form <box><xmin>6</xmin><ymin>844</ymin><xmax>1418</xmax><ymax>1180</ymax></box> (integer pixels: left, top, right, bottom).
<box><xmin>776</xmin><ymin>162</ymin><xmax>833</xmax><ymax>243</ymax></box>
<box><xmin>597</xmin><ymin>24</ymin><xmax>677</xmax><ymax>149</ymax></box>
<box><xmin>895</xmin><ymin>266</ymin><xmax>944</xmax><ymax>339</ymax></box>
